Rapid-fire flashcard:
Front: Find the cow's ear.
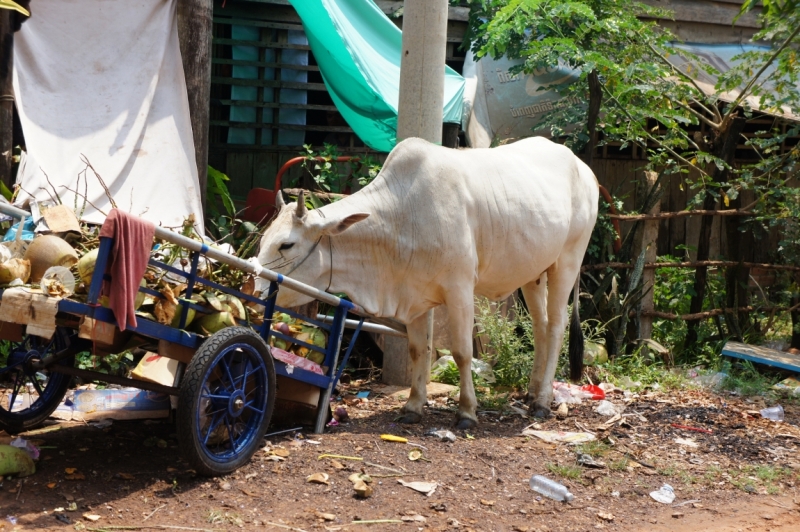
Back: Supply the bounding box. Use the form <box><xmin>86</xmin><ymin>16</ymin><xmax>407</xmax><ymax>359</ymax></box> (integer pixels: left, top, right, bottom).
<box><xmin>321</xmin><ymin>213</ymin><xmax>370</xmax><ymax>235</ymax></box>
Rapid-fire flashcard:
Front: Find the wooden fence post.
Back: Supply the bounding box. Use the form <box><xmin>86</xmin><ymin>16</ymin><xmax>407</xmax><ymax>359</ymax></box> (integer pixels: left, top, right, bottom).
<box><xmin>637</xmin><ymin>171</ymin><xmax>661</xmax><ymax>345</ymax></box>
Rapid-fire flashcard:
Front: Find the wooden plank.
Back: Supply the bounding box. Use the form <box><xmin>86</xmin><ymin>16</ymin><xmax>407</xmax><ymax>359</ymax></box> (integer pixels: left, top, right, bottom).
<box><xmin>218</xmin><ymin>99</ymin><xmax>336</xmax><ymax>112</ymax></box>
<box><xmin>253</xmin><ymin>151</ymin><xmax>279</xmax><ymax>190</ymax></box>
<box><xmin>226</xmin><ymin>152</ymin><xmax>255</xmax><ymax>199</ymax></box>
<box><xmin>211</xmin><ymin>120</ymin><xmax>352</xmax><ymax>133</ymax></box>
<box><xmin>375</xmin><ymin>1</ymin><xmax>470</xmax><ymax>22</ymax></box>
<box><xmin>213</xmin><ymin>15</ymin><xmax>303</xmax><ymax>32</ymax></box>
<box><xmin>211</xmin><ymin>76</ymin><xmax>326</xmax><ymax>91</ymax></box>
<box><xmin>213</xmin><ymin>37</ymin><xmax>310</xmax><ymax>51</ymax></box>
<box><xmin>212</xmin><ymin>58</ymin><xmax>320</xmax><ymax>71</ymax></box>
<box><xmin>722</xmin><ymin>341</ymin><xmax>800</xmax><ymax>373</ymax></box>
<box><xmin>639</xmin><ymin>0</ymin><xmax>761</xmax><ymax>28</ymax></box>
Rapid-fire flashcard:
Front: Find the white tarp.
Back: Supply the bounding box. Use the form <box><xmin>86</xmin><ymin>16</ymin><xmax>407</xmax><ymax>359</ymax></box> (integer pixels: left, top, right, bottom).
<box><xmin>12</xmin><ymin>0</ymin><xmax>204</xmax><ymax>228</ymax></box>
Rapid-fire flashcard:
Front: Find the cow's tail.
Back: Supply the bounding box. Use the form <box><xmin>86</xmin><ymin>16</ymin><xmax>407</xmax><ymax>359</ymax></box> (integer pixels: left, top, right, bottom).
<box><xmin>568</xmin><ymin>275</ymin><xmax>584</xmax><ymax>382</ymax></box>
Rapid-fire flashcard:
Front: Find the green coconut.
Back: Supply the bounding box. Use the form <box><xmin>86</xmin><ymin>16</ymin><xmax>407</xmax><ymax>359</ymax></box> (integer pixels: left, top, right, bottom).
<box><xmin>170</xmin><ymin>300</ymin><xmax>197</xmax><ymax>329</ymax></box>
<box><xmin>307</xmin><ymin>351</ymin><xmax>325</xmax><ymax>365</ymax></box>
<box><xmin>134</xmin><ymin>279</ymin><xmax>147</xmax><ymax>310</ymax></box>
<box><xmin>193</xmin><ymin>311</ymin><xmax>235</xmax><ymax>335</ymax></box>
<box><xmin>219</xmin><ymin>294</ymin><xmax>246</xmax><ymax>320</ymax></box>
<box><xmin>77</xmin><ymin>248</ymin><xmax>99</xmax><ymax>285</ymax></box>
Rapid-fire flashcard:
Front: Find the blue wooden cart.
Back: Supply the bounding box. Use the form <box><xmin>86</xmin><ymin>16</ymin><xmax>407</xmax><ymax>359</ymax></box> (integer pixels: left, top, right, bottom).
<box><xmin>0</xmin><ymin>202</ymin><xmax>405</xmax><ymax>475</ymax></box>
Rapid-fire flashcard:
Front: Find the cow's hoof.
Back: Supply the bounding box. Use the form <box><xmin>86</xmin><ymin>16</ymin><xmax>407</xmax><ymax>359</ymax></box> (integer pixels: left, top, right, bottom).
<box><xmin>531</xmin><ymin>405</ymin><xmax>551</xmax><ymax>419</ymax></box>
<box><xmin>396</xmin><ymin>412</ymin><xmax>422</xmax><ymax>424</ymax></box>
<box><xmin>455</xmin><ymin>417</ymin><xmax>477</xmax><ymax>430</ymax></box>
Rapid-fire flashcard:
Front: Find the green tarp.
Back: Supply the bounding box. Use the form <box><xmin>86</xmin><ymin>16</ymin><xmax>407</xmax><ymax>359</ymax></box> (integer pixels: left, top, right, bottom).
<box><xmin>289</xmin><ymin>0</ymin><xmax>465</xmax><ymax>152</ymax></box>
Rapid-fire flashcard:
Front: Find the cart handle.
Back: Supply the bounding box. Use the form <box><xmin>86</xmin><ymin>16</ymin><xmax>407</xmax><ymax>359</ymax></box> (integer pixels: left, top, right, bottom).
<box><xmin>0</xmin><ymin>202</ymin><xmax>406</xmax><ymax>337</ymax></box>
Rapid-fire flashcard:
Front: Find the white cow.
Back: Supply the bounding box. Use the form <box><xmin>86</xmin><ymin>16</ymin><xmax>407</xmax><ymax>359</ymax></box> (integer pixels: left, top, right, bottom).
<box><xmin>257</xmin><ymin>137</ymin><xmax>598</xmax><ymax>428</ymax></box>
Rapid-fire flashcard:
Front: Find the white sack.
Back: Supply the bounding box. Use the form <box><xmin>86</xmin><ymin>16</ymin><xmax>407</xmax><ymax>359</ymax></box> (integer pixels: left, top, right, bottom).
<box><xmin>13</xmin><ymin>0</ymin><xmax>204</xmax><ymax>228</ymax></box>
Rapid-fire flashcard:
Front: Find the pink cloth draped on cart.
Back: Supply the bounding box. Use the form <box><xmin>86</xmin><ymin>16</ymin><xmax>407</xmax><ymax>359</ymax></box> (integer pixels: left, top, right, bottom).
<box><xmin>99</xmin><ymin>209</ymin><xmax>155</xmax><ymax>331</ymax></box>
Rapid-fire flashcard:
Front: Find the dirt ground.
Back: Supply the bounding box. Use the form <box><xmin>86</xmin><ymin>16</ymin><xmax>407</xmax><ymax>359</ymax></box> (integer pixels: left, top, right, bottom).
<box><xmin>1</xmin><ymin>382</ymin><xmax>799</xmax><ymax>532</ymax></box>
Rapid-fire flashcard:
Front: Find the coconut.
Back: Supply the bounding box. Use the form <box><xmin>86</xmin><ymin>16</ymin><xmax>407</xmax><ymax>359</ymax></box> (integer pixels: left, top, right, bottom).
<box><xmin>170</xmin><ymin>301</ymin><xmax>197</xmax><ymax>329</ymax></box>
<box><xmin>0</xmin><ymin>258</ymin><xmax>31</xmax><ymax>284</ymax></box>
<box><xmin>24</xmin><ymin>235</ymin><xmax>79</xmax><ymax>283</ymax></box>
<box><xmin>193</xmin><ymin>312</ymin><xmax>235</xmax><ymax>335</ymax></box>
<box><xmin>77</xmin><ymin>248</ymin><xmax>99</xmax><ymax>285</ymax></box>
<box><xmin>219</xmin><ymin>295</ymin><xmax>246</xmax><ymax>320</ymax></box>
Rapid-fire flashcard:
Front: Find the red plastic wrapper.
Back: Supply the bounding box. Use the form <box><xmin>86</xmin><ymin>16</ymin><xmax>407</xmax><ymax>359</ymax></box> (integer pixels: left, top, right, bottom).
<box><xmin>270</xmin><ymin>347</ymin><xmax>324</xmax><ymax>375</ymax></box>
<box><xmin>580</xmin><ymin>384</ymin><xmax>605</xmax><ymax>400</ymax></box>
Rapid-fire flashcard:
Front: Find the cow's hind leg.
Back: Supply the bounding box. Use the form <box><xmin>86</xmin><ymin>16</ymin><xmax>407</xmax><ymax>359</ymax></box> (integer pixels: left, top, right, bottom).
<box><xmin>446</xmin><ymin>297</ymin><xmax>478</xmax><ymax>430</ymax></box>
<box><xmin>526</xmin><ymin>260</ymin><xmax>580</xmax><ymax>417</ymax></box>
<box><xmin>520</xmin><ymin>274</ymin><xmax>550</xmax><ymax>418</ymax></box>
<box><xmin>397</xmin><ymin>313</ymin><xmax>431</xmax><ymax>424</ymax></box>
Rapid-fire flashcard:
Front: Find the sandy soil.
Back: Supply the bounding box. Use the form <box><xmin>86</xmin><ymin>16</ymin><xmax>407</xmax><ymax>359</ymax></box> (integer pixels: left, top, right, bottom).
<box><xmin>1</xmin><ymin>383</ymin><xmax>799</xmax><ymax>532</ymax></box>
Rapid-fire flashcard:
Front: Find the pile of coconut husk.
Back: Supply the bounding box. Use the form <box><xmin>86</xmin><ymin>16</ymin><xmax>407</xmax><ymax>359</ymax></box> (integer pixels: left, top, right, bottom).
<box><xmin>0</xmin><ymin>204</ymin><xmax>329</xmax><ymax>364</ymax></box>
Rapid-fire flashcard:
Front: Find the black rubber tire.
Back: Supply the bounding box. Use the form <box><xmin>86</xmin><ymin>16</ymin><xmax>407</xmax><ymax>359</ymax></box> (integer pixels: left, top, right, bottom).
<box><xmin>177</xmin><ymin>326</ymin><xmax>276</xmax><ymax>476</ymax></box>
<box><xmin>0</xmin><ymin>329</ymin><xmax>75</xmax><ymax>435</ymax></box>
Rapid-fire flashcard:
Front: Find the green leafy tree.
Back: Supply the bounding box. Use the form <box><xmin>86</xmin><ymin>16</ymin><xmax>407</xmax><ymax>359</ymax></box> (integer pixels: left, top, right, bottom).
<box><xmin>465</xmin><ymin>0</ymin><xmax>800</xmax><ymax>353</ymax></box>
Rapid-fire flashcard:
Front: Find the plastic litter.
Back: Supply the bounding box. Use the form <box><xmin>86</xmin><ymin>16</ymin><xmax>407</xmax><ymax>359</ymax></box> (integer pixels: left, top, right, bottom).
<box><xmin>430</xmin><ymin>355</ymin><xmax>496</xmax><ymax>384</ymax></box>
<box><xmin>760</xmin><ymin>405</ymin><xmax>784</xmax><ymax>422</ymax></box>
<box><xmin>6</xmin><ymin>516</ymin><xmax>18</xmax><ymax>525</ymax></box>
<box><xmin>552</xmin><ymin>382</ymin><xmax>604</xmax><ymax>404</ymax></box>
<box><xmin>594</xmin><ymin>400</ymin><xmax>619</xmax><ymax>416</ymax></box>
<box><xmin>424</xmin><ymin>428</ymin><xmax>456</xmax><ymax>443</ymax></box>
<box><xmin>3</xmin><ymin>217</ymin><xmax>35</xmax><ymax>243</ymax></box>
<box><xmin>41</xmin><ymin>266</ymin><xmax>76</xmax><ymax>297</ymax></box>
<box><xmin>521</xmin><ymin>428</ymin><xmax>596</xmax><ymax>444</ymax></box>
<box><xmin>650</xmin><ymin>484</ymin><xmax>675</xmax><ymax>504</ymax></box>
<box><xmin>529</xmin><ymin>475</ymin><xmax>574</xmax><ymax>502</ymax></box>
<box><xmin>10</xmin><ymin>437</ymin><xmax>40</xmax><ymax>460</ymax></box>
<box><xmin>617</xmin><ymin>376</ymin><xmax>643</xmax><ymax>390</ymax></box>
<box><xmin>772</xmin><ymin>377</ymin><xmax>800</xmax><ymax>395</ymax></box>
<box><xmin>577</xmin><ymin>453</ymin><xmax>606</xmax><ymax>468</ymax></box>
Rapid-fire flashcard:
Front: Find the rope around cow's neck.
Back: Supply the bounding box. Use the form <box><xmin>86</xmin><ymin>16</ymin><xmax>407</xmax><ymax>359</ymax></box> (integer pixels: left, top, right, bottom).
<box><xmin>283</xmin><ymin>209</ymin><xmax>334</xmax><ymax>293</ymax></box>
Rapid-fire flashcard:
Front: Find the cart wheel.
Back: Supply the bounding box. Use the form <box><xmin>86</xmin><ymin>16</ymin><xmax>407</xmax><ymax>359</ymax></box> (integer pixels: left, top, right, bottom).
<box><xmin>0</xmin><ymin>328</ymin><xmax>76</xmax><ymax>434</ymax></box>
<box><xmin>177</xmin><ymin>326</ymin><xmax>275</xmax><ymax>476</ymax></box>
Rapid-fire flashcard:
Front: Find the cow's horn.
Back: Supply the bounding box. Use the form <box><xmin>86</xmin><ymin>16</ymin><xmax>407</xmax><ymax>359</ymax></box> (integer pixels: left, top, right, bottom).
<box><xmin>275</xmin><ymin>191</ymin><xmax>286</xmax><ymax>209</ymax></box>
<box><xmin>296</xmin><ymin>190</ymin><xmax>307</xmax><ymax>218</ymax></box>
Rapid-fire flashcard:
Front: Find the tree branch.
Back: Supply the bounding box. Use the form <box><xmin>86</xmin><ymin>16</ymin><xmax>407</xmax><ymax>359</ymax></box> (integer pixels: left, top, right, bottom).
<box><xmin>647</xmin><ymin>43</ymin><xmax>722</xmax><ymax>123</ymax></box>
<box><xmin>721</xmin><ymin>21</ymin><xmax>800</xmax><ymax>126</ymax></box>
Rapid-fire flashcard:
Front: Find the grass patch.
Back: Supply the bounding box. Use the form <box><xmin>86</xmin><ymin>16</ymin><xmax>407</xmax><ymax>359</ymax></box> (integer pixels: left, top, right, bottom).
<box><xmin>476</xmin><ymin>390</ymin><xmax>510</xmax><ymax>410</ymax></box>
<box><xmin>677</xmin><ymin>470</ymin><xmax>698</xmax><ymax>486</ymax></box>
<box><xmin>608</xmin><ymin>457</ymin><xmax>629</xmax><ymax>471</ymax></box>
<box><xmin>546</xmin><ymin>462</ymin><xmax>582</xmax><ymax>480</ymax></box>
<box><xmin>756</xmin><ymin>465</ymin><xmax>784</xmax><ymax>482</ymax></box>
<box><xmin>704</xmin><ymin>465</ymin><xmax>723</xmax><ymax>483</ymax></box>
<box><xmin>657</xmin><ymin>463</ymin><xmax>677</xmax><ymax>477</ymax></box>
<box><xmin>575</xmin><ymin>441</ymin><xmax>610</xmax><ymax>458</ymax></box>
<box><xmin>719</xmin><ymin>360</ymin><xmax>780</xmax><ymax>397</ymax></box>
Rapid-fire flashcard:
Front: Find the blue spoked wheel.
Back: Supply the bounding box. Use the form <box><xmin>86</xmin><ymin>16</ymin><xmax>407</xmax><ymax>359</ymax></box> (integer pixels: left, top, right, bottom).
<box><xmin>0</xmin><ymin>328</ymin><xmax>76</xmax><ymax>434</ymax></box>
<box><xmin>177</xmin><ymin>327</ymin><xmax>276</xmax><ymax>476</ymax></box>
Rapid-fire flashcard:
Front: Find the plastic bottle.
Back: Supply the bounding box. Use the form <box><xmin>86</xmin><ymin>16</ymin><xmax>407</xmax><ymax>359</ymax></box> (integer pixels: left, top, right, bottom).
<box><xmin>760</xmin><ymin>405</ymin><xmax>784</xmax><ymax>422</ymax></box>
<box><xmin>529</xmin><ymin>475</ymin><xmax>574</xmax><ymax>502</ymax></box>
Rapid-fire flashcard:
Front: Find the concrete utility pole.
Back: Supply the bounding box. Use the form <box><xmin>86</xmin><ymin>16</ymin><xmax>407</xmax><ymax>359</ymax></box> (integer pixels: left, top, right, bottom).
<box><xmin>0</xmin><ymin>10</ymin><xmax>14</xmax><ymax>189</ymax></box>
<box><xmin>382</xmin><ymin>0</ymin><xmax>449</xmax><ymax>386</ymax></box>
<box><xmin>177</xmin><ymin>0</ymin><xmax>213</xmax><ymax>211</ymax></box>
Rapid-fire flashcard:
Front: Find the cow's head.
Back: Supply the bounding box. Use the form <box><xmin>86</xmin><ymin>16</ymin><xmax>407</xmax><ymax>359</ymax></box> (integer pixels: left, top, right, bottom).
<box><xmin>256</xmin><ymin>191</ymin><xmax>369</xmax><ymax>307</ymax></box>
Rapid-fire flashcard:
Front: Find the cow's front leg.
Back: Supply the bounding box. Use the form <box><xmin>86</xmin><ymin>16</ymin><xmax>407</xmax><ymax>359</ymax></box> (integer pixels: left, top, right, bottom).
<box><xmin>447</xmin><ymin>298</ymin><xmax>478</xmax><ymax>430</ymax></box>
<box><xmin>397</xmin><ymin>313</ymin><xmax>431</xmax><ymax>424</ymax></box>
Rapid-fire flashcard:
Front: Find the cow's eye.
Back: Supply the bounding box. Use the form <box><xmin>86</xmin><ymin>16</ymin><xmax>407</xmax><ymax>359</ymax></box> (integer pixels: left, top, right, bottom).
<box><xmin>278</xmin><ymin>242</ymin><xmax>295</xmax><ymax>251</ymax></box>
